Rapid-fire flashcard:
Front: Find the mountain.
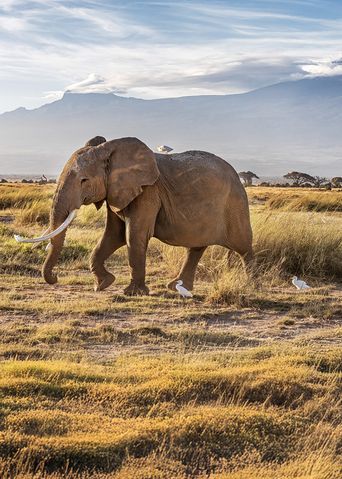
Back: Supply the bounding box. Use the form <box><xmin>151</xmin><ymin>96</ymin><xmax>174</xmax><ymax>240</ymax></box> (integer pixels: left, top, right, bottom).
<box><xmin>1</xmin><ymin>76</ymin><xmax>342</xmax><ymax>176</ymax></box>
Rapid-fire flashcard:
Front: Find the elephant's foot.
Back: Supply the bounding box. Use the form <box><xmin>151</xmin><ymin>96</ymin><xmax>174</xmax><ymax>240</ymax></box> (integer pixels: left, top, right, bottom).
<box><xmin>167</xmin><ymin>278</ymin><xmax>193</xmax><ymax>292</ymax></box>
<box><xmin>124</xmin><ymin>282</ymin><xmax>149</xmax><ymax>296</ymax></box>
<box><xmin>94</xmin><ymin>272</ymin><xmax>115</xmax><ymax>292</ymax></box>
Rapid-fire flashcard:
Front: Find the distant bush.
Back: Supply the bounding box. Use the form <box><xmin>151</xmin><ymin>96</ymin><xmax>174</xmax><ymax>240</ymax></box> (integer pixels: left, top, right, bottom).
<box><xmin>331</xmin><ymin>177</ymin><xmax>342</xmax><ymax>188</ymax></box>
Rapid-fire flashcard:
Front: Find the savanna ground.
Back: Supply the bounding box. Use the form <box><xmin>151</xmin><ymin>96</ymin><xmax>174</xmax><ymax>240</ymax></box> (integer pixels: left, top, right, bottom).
<box><xmin>0</xmin><ymin>184</ymin><xmax>341</xmax><ymax>478</ymax></box>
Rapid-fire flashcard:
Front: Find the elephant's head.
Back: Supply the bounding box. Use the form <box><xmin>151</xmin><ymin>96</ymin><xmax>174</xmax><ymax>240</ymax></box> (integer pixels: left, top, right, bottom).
<box><xmin>15</xmin><ymin>136</ymin><xmax>159</xmax><ymax>285</ymax></box>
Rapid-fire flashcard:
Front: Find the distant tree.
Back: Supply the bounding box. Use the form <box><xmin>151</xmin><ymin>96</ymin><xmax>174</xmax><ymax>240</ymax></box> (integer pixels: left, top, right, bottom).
<box><xmin>331</xmin><ymin>176</ymin><xmax>342</xmax><ymax>188</ymax></box>
<box><xmin>0</xmin><ymin>178</ymin><xmax>8</xmax><ymax>183</ymax></box>
<box><xmin>314</xmin><ymin>176</ymin><xmax>329</xmax><ymax>187</ymax></box>
<box><xmin>283</xmin><ymin>171</ymin><xmax>316</xmax><ymax>187</ymax></box>
<box><xmin>238</xmin><ymin>171</ymin><xmax>259</xmax><ymax>186</ymax></box>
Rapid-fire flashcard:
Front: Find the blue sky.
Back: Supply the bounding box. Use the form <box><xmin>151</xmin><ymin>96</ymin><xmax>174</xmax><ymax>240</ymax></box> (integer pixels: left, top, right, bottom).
<box><xmin>1</xmin><ymin>0</ymin><xmax>342</xmax><ymax>113</ymax></box>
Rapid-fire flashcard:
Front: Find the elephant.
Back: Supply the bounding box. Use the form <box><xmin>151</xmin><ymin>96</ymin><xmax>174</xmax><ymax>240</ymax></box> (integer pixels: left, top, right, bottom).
<box><xmin>15</xmin><ymin>136</ymin><xmax>253</xmax><ymax>295</ymax></box>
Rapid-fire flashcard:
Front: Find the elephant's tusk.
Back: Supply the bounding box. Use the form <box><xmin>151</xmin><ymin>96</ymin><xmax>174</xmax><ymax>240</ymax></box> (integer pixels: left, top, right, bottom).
<box><xmin>14</xmin><ymin>210</ymin><xmax>77</xmax><ymax>244</ymax></box>
<box><xmin>31</xmin><ymin>228</ymin><xmax>50</xmax><ymax>249</ymax></box>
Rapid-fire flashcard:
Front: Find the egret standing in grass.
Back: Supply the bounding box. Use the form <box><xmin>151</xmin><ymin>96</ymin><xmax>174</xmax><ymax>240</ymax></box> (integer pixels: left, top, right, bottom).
<box><xmin>292</xmin><ymin>276</ymin><xmax>310</xmax><ymax>290</ymax></box>
<box><xmin>157</xmin><ymin>145</ymin><xmax>173</xmax><ymax>154</ymax></box>
<box><xmin>175</xmin><ymin>280</ymin><xmax>193</xmax><ymax>298</ymax></box>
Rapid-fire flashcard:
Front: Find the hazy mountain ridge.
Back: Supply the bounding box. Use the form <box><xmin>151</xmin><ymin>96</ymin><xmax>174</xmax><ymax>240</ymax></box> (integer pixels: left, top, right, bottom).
<box><xmin>1</xmin><ymin>76</ymin><xmax>342</xmax><ymax>176</ymax></box>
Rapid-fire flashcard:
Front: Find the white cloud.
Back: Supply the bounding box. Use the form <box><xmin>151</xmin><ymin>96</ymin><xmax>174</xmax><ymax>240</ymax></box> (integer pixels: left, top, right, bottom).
<box><xmin>1</xmin><ymin>0</ymin><xmax>342</xmax><ymax>113</ymax></box>
<box><xmin>0</xmin><ymin>0</ymin><xmax>22</xmax><ymax>11</ymax></box>
<box><xmin>66</xmin><ymin>74</ymin><xmax>108</xmax><ymax>93</ymax></box>
<box><xmin>51</xmin><ymin>3</ymin><xmax>156</xmax><ymax>39</ymax></box>
<box><xmin>65</xmin><ymin>73</ymin><xmax>126</xmax><ymax>94</ymax></box>
<box><xmin>43</xmin><ymin>90</ymin><xmax>64</xmax><ymax>102</ymax></box>
<box><xmin>301</xmin><ymin>58</ymin><xmax>342</xmax><ymax>76</ymax></box>
<box><xmin>0</xmin><ymin>14</ymin><xmax>28</xmax><ymax>31</ymax></box>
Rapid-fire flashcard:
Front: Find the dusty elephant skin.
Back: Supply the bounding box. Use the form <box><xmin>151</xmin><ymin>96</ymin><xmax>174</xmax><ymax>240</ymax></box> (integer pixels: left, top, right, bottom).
<box><xmin>40</xmin><ymin>136</ymin><xmax>253</xmax><ymax>295</ymax></box>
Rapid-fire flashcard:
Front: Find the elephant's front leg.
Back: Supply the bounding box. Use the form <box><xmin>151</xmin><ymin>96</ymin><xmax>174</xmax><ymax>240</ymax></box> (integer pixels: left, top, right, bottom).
<box><xmin>90</xmin><ymin>208</ymin><xmax>125</xmax><ymax>291</ymax></box>
<box><xmin>124</xmin><ymin>219</ymin><xmax>150</xmax><ymax>296</ymax></box>
<box><xmin>122</xmin><ymin>187</ymin><xmax>160</xmax><ymax>296</ymax></box>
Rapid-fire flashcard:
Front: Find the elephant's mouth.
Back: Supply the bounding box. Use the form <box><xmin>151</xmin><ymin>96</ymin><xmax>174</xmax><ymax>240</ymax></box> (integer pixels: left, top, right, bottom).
<box><xmin>14</xmin><ymin>210</ymin><xmax>77</xmax><ymax>244</ymax></box>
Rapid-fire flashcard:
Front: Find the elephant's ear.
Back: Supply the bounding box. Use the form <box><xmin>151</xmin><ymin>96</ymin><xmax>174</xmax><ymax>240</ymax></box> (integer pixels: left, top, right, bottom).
<box><xmin>97</xmin><ymin>138</ymin><xmax>159</xmax><ymax>212</ymax></box>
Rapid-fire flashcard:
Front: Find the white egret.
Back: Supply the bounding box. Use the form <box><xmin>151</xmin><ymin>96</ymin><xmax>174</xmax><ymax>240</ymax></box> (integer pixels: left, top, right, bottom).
<box><xmin>175</xmin><ymin>280</ymin><xmax>193</xmax><ymax>298</ymax></box>
<box><xmin>292</xmin><ymin>276</ymin><xmax>310</xmax><ymax>290</ymax></box>
<box><xmin>157</xmin><ymin>145</ymin><xmax>173</xmax><ymax>154</ymax></box>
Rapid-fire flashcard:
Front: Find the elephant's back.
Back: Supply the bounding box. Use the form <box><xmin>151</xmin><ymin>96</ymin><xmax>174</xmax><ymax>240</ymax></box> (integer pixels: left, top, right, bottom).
<box><xmin>157</xmin><ymin>150</ymin><xmax>238</xmax><ymax>178</ymax></box>
<box><xmin>156</xmin><ymin>150</ymin><xmax>242</xmax><ymax>192</ymax></box>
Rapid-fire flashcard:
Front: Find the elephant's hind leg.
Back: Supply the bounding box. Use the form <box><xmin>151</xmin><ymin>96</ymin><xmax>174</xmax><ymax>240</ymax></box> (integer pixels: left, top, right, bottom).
<box><xmin>224</xmin><ymin>239</ymin><xmax>254</xmax><ymax>278</ymax></box>
<box><xmin>90</xmin><ymin>208</ymin><xmax>125</xmax><ymax>291</ymax></box>
<box><xmin>224</xmin><ymin>211</ymin><xmax>254</xmax><ymax>274</ymax></box>
<box><xmin>168</xmin><ymin>246</ymin><xmax>206</xmax><ymax>291</ymax></box>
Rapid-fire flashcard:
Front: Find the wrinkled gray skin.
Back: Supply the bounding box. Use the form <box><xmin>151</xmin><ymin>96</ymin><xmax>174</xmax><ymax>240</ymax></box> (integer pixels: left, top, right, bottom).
<box><xmin>43</xmin><ymin>136</ymin><xmax>253</xmax><ymax>295</ymax></box>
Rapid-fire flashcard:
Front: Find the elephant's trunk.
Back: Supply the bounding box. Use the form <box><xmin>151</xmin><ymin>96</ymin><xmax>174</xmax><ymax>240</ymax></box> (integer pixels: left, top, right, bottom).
<box><xmin>42</xmin><ymin>228</ymin><xmax>67</xmax><ymax>284</ymax></box>
<box><xmin>42</xmin><ymin>198</ymin><xmax>71</xmax><ymax>284</ymax></box>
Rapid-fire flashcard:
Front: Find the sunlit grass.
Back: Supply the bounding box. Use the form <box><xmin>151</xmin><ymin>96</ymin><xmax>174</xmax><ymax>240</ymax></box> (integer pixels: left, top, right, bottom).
<box><xmin>16</xmin><ymin>199</ymin><xmax>51</xmax><ymax>226</ymax></box>
<box><xmin>0</xmin><ymin>183</ymin><xmax>53</xmax><ymax>210</ymax></box>
<box><xmin>0</xmin><ymin>184</ymin><xmax>341</xmax><ymax>477</ymax></box>
<box><xmin>247</xmin><ymin>186</ymin><xmax>342</xmax><ymax>212</ymax></box>
<box><xmin>266</xmin><ymin>191</ymin><xmax>342</xmax><ymax>212</ymax></box>
<box><xmin>0</xmin><ymin>346</ymin><xmax>340</xmax><ymax>477</ymax></box>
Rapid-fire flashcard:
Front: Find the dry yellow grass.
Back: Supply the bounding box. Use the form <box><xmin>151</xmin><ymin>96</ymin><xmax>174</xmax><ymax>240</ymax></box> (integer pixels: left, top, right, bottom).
<box><xmin>0</xmin><ymin>183</ymin><xmax>53</xmax><ymax>210</ymax></box>
<box><xmin>247</xmin><ymin>186</ymin><xmax>342</xmax><ymax>211</ymax></box>
<box><xmin>0</xmin><ymin>183</ymin><xmax>341</xmax><ymax>477</ymax></box>
<box><xmin>267</xmin><ymin>193</ymin><xmax>342</xmax><ymax>212</ymax></box>
<box><xmin>0</xmin><ymin>347</ymin><xmax>341</xmax><ymax>478</ymax></box>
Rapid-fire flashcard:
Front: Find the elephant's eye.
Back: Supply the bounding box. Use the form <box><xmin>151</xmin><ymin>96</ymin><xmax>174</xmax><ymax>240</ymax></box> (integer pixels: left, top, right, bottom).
<box><xmin>81</xmin><ymin>178</ymin><xmax>89</xmax><ymax>185</ymax></box>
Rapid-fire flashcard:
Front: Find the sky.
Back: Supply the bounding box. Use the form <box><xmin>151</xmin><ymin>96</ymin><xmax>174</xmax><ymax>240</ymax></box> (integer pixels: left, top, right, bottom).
<box><xmin>1</xmin><ymin>0</ymin><xmax>342</xmax><ymax>113</ymax></box>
